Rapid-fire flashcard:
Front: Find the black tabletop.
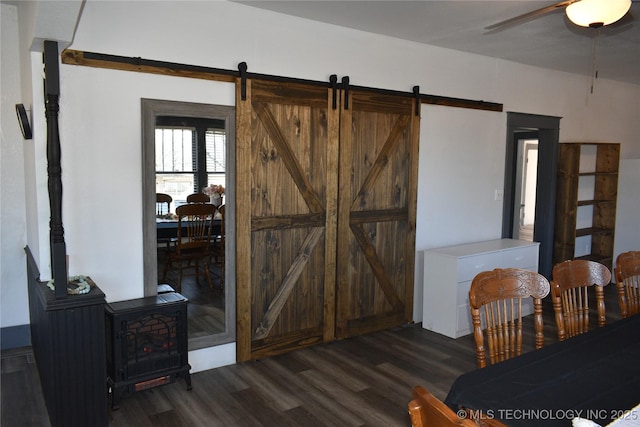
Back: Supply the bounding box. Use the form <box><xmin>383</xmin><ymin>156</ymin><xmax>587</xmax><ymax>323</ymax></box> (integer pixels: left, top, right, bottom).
<box><xmin>156</xmin><ymin>218</ymin><xmax>222</xmax><ymax>240</ymax></box>
<box><xmin>444</xmin><ymin>314</ymin><xmax>640</xmax><ymax>426</ymax></box>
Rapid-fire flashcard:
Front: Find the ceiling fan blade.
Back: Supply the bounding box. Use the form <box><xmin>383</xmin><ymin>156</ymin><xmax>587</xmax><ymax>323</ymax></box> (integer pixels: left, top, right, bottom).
<box><xmin>485</xmin><ymin>0</ymin><xmax>577</xmax><ymax>30</ymax></box>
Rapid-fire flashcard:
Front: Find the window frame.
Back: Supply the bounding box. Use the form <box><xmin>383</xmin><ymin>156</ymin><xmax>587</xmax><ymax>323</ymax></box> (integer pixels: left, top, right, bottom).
<box><xmin>155</xmin><ymin>116</ymin><xmax>226</xmax><ymax>194</ymax></box>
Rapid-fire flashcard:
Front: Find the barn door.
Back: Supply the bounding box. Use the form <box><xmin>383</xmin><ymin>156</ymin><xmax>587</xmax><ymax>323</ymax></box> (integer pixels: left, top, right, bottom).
<box><xmin>237</xmin><ymin>78</ymin><xmax>419</xmax><ymax>361</ymax></box>
<box><xmin>335</xmin><ymin>90</ymin><xmax>419</xmax><ymax>338</ymax></box>
<box><xmin>236</xmin><ymin>79</ymin><xmax>339</xmax><ymax>361</ymax></box>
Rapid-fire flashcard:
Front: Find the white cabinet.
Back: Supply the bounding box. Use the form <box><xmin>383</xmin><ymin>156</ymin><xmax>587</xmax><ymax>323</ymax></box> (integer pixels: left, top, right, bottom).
<box><xmin>422</xmin><ymin>239</ymin><xmax>540</xmax><ymax>338</ymax></box>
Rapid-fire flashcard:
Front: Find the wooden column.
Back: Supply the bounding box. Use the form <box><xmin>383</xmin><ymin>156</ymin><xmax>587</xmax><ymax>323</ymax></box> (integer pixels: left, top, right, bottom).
<box><xmin>44</xmin><ymin>40</ymin><xmax>68</xmax><ymax>298</ymax></box>
<box><xmin>25</xmin><ymin>41</ymin><xmax>108</xmax><ymax>426</ymax></box>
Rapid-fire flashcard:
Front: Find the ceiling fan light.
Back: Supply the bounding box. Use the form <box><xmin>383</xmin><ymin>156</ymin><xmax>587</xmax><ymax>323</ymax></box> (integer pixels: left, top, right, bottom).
<box><xmin>566</xmin><ymin>0</ymin><xmax>631</xmax><ymax>27</ymax></box>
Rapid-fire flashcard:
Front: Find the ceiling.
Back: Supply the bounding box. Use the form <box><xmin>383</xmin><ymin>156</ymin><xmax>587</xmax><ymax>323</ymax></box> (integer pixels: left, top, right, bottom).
<box><xmin>235</xmin><ymin>1</ymin><xmax>640</xmax><ymax>86</ymax></box>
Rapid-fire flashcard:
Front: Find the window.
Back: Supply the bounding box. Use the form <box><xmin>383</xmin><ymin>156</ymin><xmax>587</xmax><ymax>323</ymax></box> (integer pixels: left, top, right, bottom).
<box><xmin>155</xmin><ymin>116</ymin><xmax>225</xmax><ymax>210</ymax></box>
<box><xmin>206</xmin><ymin>128</ymin><xmax>226</xmax><ymax>187</ymax></box>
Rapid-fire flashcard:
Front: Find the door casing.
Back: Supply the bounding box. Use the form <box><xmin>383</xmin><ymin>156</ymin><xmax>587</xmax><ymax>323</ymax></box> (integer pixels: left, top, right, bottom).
<box><xmin>502</xmin><ymin>112</ymin><xmax>560</xmax><ymax>278</ymax></box>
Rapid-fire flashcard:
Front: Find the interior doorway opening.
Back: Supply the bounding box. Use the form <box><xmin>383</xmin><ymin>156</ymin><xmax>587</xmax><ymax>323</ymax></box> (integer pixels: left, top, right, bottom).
<box><xmin>142</xmin><ymin>98</ymin><xmax>236</xmax><ymax>351</ymax></box>
<box><xmin>512</xmin><ymin>134</ymin><xmax>539</xmax><ymax>242</ymax></box>
<box><xmin>502</xmin><ymin>113</ymin><xmax>561</xmax><ymax>278</ymax></box>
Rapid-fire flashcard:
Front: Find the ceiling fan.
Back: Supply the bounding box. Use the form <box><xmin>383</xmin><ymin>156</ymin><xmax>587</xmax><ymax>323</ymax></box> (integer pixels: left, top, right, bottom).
<box><xmin>486</xmin><ymin>0</ymin><xmax>633</xmax><ymax>31</ymax></box>
<box><xmin>486</xmin><ymin>0</ymin><xmax>635</xmax><ymax>95</ymax></box>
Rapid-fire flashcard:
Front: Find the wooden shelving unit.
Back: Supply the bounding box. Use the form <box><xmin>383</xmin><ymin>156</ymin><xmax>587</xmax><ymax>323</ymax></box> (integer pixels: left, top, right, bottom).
<box><xmin>553</xmin><ymin>142</ymin><xmax>620</xmax><ymax>270</ymax></box>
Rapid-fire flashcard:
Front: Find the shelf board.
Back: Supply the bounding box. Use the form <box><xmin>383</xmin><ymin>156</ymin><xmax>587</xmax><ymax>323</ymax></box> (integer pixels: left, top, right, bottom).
<box><xmin>578</xmin><ymin>172</ymin><xmax>618</xmax><ymax>177</ymax></box>
<box><xmin>575</xmin><ymin>227</ymin><xmax>614</xmax><ymax>237</ymax></box>
<box><xmin>577</xmin><ymin>199</ymin><xmax>616</xmax><ymax>206</ymax></box>
<box><xmin>554</xmin><ymin>142</ymin><xmax>619</xmax><ymax>268</ymax></box>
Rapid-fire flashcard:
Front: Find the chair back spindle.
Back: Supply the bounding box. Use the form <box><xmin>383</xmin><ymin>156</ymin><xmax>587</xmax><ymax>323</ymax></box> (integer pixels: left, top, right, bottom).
<box><xmin>156</xmin><ymin>193</ymin><xmax>172</xmax><ymax>216</ymax></box>
<box><xmin>161</xmin><ymin>203</ymin><xmax>216</xmax><ymax>292</ymax></box>
<box><xmin>469</xmin><ymin>268</ymin><xmax>550</xmax><ymax>368</ymax></box>
<box><xmin>615</xmin><ymin>251</ymin><xmax>640</xmax><ymax>318</ymax></box>
<box><xmin>177</xmin><ymin>204</ymin><xmax>215</xmax><ymax>253</ymax></box>
<box><xmin>551</xmin><ymin>259</ymin><xmax>611</xmax><ymax>341</ymax></box>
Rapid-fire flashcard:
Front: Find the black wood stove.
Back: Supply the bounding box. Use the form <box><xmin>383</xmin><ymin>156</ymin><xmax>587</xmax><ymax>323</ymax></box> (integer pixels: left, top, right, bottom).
<box><xmin>105</xmin><ymin>291</ymin><xmax>191</xmax><ymax>409</ymax></box>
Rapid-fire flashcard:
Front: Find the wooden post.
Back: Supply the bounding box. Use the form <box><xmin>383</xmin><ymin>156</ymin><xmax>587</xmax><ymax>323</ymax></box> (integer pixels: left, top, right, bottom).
<box><xmin>44</xmin><ymin>40</ymin><xmax>68</xmax><ymax>299</ymax></box>
<box><xmin>26</xmin><ymin>41</ymin><xmax>109</xmax><ymax>427</ymax></box>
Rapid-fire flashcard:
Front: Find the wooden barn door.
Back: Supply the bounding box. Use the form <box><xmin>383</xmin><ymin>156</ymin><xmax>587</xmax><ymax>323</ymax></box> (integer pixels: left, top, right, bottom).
<box><xmin>237</xmin><ymin>78</ymin><xmax>419</xmax><ymax>361</ymax></box>
<box><xmin>236</xmin><ymin>79</ymin><xmax>339</xmax><ymax>361</ymax></box>
<box><xmin>335</xmin><ymin>90</ymin><xmax>419</xmax><ymax>339</ymax></box>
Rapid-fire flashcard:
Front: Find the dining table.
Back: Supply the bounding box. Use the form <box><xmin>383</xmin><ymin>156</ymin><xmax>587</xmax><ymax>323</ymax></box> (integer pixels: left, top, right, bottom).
<box><xmin>156</xmin><ymin>216</ymin><xmax>222</xmax><ymax>241</ymax></box>
<box><xmin>444</xmin><ymin>314</ymin><xmax>640</xmax><ymax>427</ymax></box>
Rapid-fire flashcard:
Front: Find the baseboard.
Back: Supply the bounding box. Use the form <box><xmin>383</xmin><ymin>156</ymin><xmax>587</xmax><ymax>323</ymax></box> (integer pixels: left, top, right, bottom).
<box><xmin>1</xmin><ymin>325</ymin><xmax>31</xmax><ymax>350</ymax></box>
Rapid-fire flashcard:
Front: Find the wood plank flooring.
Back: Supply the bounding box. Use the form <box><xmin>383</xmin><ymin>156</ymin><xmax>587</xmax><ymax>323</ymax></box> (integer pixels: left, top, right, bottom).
<box><xmin>158</xmin><ymin>251</ymin><xmax>226</xmax><ymax>339</ymax></box>
<box><xmin>2</xmin><ymin>285</ymin><xmax>622</xmax><ymax>427</ymax></box>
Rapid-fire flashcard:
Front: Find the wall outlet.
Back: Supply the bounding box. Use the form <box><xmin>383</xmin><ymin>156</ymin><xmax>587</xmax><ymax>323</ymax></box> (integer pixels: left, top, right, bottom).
<box><xmin>494</xmin><ymin>189</ymin><xmax>504</xmax><ymax>201</ymax></box>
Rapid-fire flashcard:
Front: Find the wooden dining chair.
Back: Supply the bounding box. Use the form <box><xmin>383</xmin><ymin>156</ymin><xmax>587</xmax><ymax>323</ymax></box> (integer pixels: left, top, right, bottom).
<box><xmin>408</xmin><ymin>386</ymin><xmax>477</xmax><ymax>427</ymax></box>
<box><xmin>161</xmin><ymin>203</ymin><xmax>216</xmax><ymax>292</ymax></box>
<box><xmin>210</xmin><ymin>204</ymin><xmax>225</xmax><ymax>289</ymax></box>
<box><xmin>156</xmin><ymin>193</ymin><xmax>172</xmax><ymax>216</ymax></box>
<box><xmin>469</xmin><ymin>268</ymin><xmax>550</xmax><ymax>368</ymax></box>
<box><xmin>551</xmin><ymin>259</ymin><xmax>611</xmax><ymax>341</ymax></box>
<box><xmin>186</xmin><ymin>192</ymin><xmax>210</xmax><ymax>203</ymax></box>
<box><xmin>614</xmin><ymin>251</ymin><xmax>640</xmax><ymax>318</ymax></box>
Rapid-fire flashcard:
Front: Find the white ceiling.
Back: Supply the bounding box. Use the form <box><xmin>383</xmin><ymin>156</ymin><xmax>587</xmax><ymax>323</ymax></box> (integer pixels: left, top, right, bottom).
<box><xmin>235</xmin><ymin>1</ymin><xmax>640</xmax><ymax>86</ymax></box>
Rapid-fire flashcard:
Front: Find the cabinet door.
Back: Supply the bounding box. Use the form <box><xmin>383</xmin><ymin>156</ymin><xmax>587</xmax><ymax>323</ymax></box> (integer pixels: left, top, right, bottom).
<box><xmin>236</xmin><ymin>79</ymin><xmax>339</xmax><ymax>361</ymax></box>
<box><xmin>335</xmin><ymin>90</ymin><xmax>419</xmax><ymax>338</ymax></box>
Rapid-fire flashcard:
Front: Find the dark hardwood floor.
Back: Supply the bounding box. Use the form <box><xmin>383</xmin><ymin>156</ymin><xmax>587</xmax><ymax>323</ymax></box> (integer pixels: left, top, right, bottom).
<box><xmin>1</xmin><ymin>285</ymin><xmax>622</xmax><ymax>427</ymax></box>
<box><xmin>158</xmin><ymin>250</ymin><xmax>226</xmax><ymax>339</ymax></box>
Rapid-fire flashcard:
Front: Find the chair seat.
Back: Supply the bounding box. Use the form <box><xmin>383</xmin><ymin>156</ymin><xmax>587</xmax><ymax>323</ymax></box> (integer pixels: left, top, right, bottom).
<box><xmin>167</xmin><ymin>246</ymin><xmax>208</xmax><ymax>260</ymax></box>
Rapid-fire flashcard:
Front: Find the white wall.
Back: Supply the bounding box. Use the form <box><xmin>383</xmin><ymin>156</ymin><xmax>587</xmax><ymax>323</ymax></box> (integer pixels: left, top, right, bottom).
<box><xmin>59</xmin><ymin>66</ymin><xmax>234</xmax><ymax>302</ymax></box>
<box><xmin>3</xmin><ymin>1</ymin><xmax>640</xmax><ymax>362</ymax></box>
<box><xmin>1</xmin><ymin>4</ymin><xmax>29</xmax><ymax>329</ymax></box>
<box><xmin>614</xmin><ymin>159</ymin><xmax>640</xmax><ymax>263</ymax></box>
<box><xmin>417</xmin><ymin>106</ymin><xmax>506</xmax><ymax>247</ymax></box>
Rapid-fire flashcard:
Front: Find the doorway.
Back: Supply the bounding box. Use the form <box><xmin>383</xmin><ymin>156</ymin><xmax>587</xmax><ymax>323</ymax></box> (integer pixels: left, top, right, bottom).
<box><xmin>512</xmin><ymin>132</ymin><xmax>538</xmax><ymax>241</ymax></box>
<box><xmin>502</xmin><ymin>113</ymin><xmax>561</xmax><ymax>278</ymax></box>
<box><xmin>142</xmin><ymin>98</ymin><xmax>236</xmax><ymax>350</ymax></box>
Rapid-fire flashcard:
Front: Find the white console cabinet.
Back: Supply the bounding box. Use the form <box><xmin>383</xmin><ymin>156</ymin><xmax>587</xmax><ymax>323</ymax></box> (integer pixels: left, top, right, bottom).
<box><xmin>422</xmin><ymin>239</ymin><xmax>539</xmax><ymax>338</ymax></box>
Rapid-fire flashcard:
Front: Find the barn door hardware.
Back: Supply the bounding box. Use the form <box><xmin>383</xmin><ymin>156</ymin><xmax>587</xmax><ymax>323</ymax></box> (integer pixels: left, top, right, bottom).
<box><xmin>413</xmin><ymin>85</ymin><xmax>420</xmax><ymax>116</ymax></box>
<box><xmin>330</xmin><ymin>74</ymin><xmax>338</xmax><ymax>110</ymax></box>
<box><xmin>341</xmin><ymin>76</ymin><xmax>350</xmax><ymax>110</ymax></box>
<box><xmin>238</xmin><ymin>62</ymin><xmax>248</xmax><ymax>101</ymax></box>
